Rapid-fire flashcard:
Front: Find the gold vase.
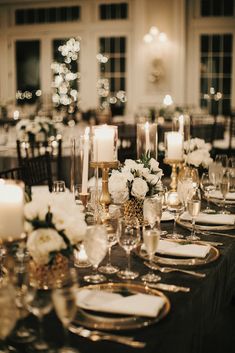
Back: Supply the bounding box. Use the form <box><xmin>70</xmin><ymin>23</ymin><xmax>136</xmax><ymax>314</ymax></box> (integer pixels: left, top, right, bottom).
<box><xmin>29</xmin><ymin>253</ymin><xmax>70</xmax><ymax>290</ymax></box>
<box><xmin>123</xmin><ymin>198</ymin><xmax>144</xmax><ymax>225</ymax></box>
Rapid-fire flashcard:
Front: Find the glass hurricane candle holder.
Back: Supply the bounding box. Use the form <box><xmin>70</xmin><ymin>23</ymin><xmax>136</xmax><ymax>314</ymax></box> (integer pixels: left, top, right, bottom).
<box><xmin>91</xmin><ymin>125</ymin><xmax>118</xmax><ymax>163</ymax></box>
<box><xmin>137</xmin><ymin>122</ymin><xmax>158</xmax><ymax>159</ymax></box>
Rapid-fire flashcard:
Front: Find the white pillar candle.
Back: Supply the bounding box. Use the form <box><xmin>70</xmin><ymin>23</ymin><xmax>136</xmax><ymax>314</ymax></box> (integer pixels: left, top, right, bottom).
<box><xmin>0</xmin><ymin>182</ymin><xmax>24</xmax><ymax>241</ymax></box>
<box><xmin>81</xmin><ymin>127</ymin><xmax>90</xmax><ymax>194</ymax></box>
<box><xmin>145</xmin><ymin>122</ymin><xmax>151</xmax><ymax>153</ymax></box>
<box><xmin>166</xmin><ymin>132</ymin><xmax>183</xmax><ymax>160</ymax></box>
<box><xmin>93</xmin><ymin>125</ymin><xmax>116</xmax><ymax>162</ymax></box>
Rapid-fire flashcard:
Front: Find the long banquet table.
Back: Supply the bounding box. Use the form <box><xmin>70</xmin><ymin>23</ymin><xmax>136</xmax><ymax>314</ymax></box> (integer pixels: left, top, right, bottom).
<box><xmin>6</xmin><ymin>209</ymin><xmax>235</xmax><ymax>353</ymax></box>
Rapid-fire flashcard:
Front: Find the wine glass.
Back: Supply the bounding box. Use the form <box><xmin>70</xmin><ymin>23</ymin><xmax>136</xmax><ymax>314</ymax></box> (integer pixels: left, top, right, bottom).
<box><xmin>219</xmin><ymin>170</ymin><xmax>230</xmax><ymax>214</ymax></box>
<box><xmin>215</xmin><ymin>154</ymin><xmax>228</xmax><ymax>173</ymax></box>
<box><xmin>10</xmin><ymin>259</ymin><xmax>36</xmax><ymax>344</ymax></box>
<box><xmin>200</xmin><ymin>172</ymin><xmax>216</xmax><ymax>214</ymax></box>
<box><xmin>186</xmin><ymin>187</ymin><xmax>201</xmax><ymax>241</ymax></box>
<box><xmin>52</xmin><ymin>282</ymin><xmax>79</xmax><ymax>353</ymax></box>
<box><xmin>141</xmin><ymin>227</ymin><xmax>161</xmax><ymax>283</ymax></box>
<box><xmin>0</xmin><ymin>279</ymin><xmax>18</xmax><ymax>353</ymax></box>
<box><xmin>166</xmin><ymin>191</ymin><xmax>185</xmax><ymax>239</ymax></box>
<box><xmin>143</xmin><ymin>195</ymin><xmax>162</xmax><ymax>229</ymax></box>
<box><xmin>26</xmin><ymin>288</ymin><xmax>54</xmax><ymax>352</ymax></box>
<box><xmin>209</xmin><ymin>161</ymin><xmax>223</xmax><ymax>190</ymax></box>
<box><xmin>83</xmin><ymin>225</ymin><xmax>108</xmax><ymax>283</ymax></box>
<box><xmin>117</xmin><ymin>218</ymin><xmax>141</xmax><ymax>280</ymax></box>
<box><xmin>228</xmin><ymin>156</ymin><xmax>235</xmax><ymax>192</ymax></box>
<box><xmin>99</xmin><ymin>207</ymin><xmax>120</xmax><ymax>274</ymax></box>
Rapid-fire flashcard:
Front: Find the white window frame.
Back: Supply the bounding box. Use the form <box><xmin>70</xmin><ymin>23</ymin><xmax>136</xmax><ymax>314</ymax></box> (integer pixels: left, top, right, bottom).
<box><xmin>186</xmin><ymin>1</ymin><xmax>235</xmax><ymax>110</ymax></box>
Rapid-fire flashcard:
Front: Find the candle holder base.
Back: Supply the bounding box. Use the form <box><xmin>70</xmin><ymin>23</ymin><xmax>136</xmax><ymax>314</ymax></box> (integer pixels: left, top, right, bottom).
<box><xmin>164</xmin><ymin>158</ymin><xmax>183</xmax><ymax>191</ymax></box>
<box><xmin>90</xmin><ymin>161</ymin><xmax>119</xmax><ymax>218</ymax></box>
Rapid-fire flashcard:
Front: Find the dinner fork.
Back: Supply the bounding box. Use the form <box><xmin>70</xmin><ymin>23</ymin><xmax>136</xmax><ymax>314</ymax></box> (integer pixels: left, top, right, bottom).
<box><xmin>144</xmin><ymin>261</ymin><xmax>206</xmax><ymax>278</ymax></box>
<box><xmin>69</xmin><ymin>325</ymin><xmax>146</xmax><ymax>348</ymax></box>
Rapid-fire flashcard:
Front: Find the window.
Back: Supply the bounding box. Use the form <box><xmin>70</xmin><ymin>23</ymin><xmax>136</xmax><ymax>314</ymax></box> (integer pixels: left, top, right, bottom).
<box><xmin>16</xmin><ymin>40</ymin><xmax>40</xmax><ymax>104</ymax></box>
<box><xmin>200</xmin><ymin>0</ymin><xmax>234</xmax><ymax>17</ymax></box>
<box><xmin>98</xmin><ymin>36</ymin><xmax>126</xmax><ymax>115</ymax></box>
<box><xmin>15</xmin><ymin>6</ymin><xmax>81</xmax><ymax>25</ymax></box>
<box><xmin>99</xmin><ymin>3</ymin><xmax>128</xmax><ymax>20</ymax></box>
<box><xmin>200</xmin><ymin>34</ymin><xmax>232</xmax><ymax>115</ymax></box>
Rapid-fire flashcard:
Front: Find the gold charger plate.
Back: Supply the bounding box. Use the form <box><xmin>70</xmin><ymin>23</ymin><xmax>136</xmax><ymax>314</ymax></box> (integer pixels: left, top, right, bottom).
<box><xmin>177</xmin><ymin>218</ymin><xmax>235</xmax><ymax>232</ymax></box>
<box><xmin>135</xmin><ymin>239</ymin><xmax>219</xmax><ymax>266</ymax></box>
<box><xmin>74</xmin><ymin>282</ymin><xmax>170</xmax><ymax>331</ymax></box>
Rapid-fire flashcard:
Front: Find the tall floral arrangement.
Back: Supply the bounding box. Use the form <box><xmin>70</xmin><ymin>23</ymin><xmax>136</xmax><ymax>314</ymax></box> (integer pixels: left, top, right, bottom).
<box><xmin>109</xmin><ymin>154</ymin><xmax>163</xmax><ymax>204</ymax></box>
<box><xmin>16</xmin><ymin>116</ymin><xmax>57</xmax><ymax>143</ymax></box>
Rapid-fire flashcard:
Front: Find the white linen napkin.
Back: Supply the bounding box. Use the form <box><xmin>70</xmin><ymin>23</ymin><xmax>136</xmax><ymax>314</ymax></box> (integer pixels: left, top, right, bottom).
<box><xmin>209</xmin><ymin>190</ymin><xmax>235</xmax><ymax>200</ymax></box>
<box><xmin>154</xmin><ymin>240</ymin><xmax>210</xmax><ymax>258</ymax></box>
<box><xmin>76</xmin><ymin>289</ymin><xmax>165</xmax><ymax>318</ymax></box>
<box><xmin>180</xmin><ymin>211</ymin><xmax>235</xmax><ymax>225</ymax></box>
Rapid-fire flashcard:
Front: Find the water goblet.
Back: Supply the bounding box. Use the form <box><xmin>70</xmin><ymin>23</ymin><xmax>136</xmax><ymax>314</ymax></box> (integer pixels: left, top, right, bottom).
<box><xmin>141</xmin><ymin>227</ymin><xmax>161</xmax><ymax>283</ymax></box>
<box><xmin>166</xmin><ymin>191</ymin><xmax>184</xmax><ymax>239</ymax></box>
<box><xmin>26</xmin><ymin>289</ymin><xmax>54</xmax><ymax>352</ymax></box>
<box><xmin>0</xmin><ymin>279</ymin><xmax>18</xmax><ymax>353</ymax></box>
<box><xmin>228</xmin><ymin>157</ymin><xmax>235</xmax><ymax>192</ymax></box>
<box><xmin>215</xmin><ymin>154</ymin><xmax>228</xmax><ymax>173</ymax></box>
<box><xmin>99</xmin><ymin>208</ymin><xmax>120</xmax><ymax>274</ymax></box>
<box><xmin>52</xmin><ymin>283</ymin><xmax>79</xmax><ymax>353</ymax></box>
<box><xmin>219</xmin><ymin>171</ymin><xmax>230</xmax><ymax>214</ymax></box>
<box><xmin>200</xmin><ymin>172</ymin><xmax>216</xmax><ymax>214</ymax></box>
<box><xmin>209</xmin><ymin>161</ymin><xmax>223</xmax><ymax>190</ymax></box>
<box><xmin>186</xmin><ymin>187</ymin><xmax>201</xmax><ymax>241</ymax></box>
<box><xmin>143</xmin><ymin>195</ymin><xmax>165</xmax><ymax>237</ymax></box>
<box><xmin>10</xmin><ymin>260</ymin><xmax>36</xmax><ymax>344</ymax></box>
<box><xmin>83</xmin><ymin>225</ymin><xmax>108</xmax><ymax>283</ymax></box>
<box><xmin>117</xmin><ymin>218</ymin><xmax>141</xmax><ymax>280</ymax></box>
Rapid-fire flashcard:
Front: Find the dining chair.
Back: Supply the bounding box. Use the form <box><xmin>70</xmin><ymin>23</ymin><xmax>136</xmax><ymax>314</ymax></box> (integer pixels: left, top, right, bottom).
<box><xmin>0</xmin><ymin>166</ymin><xmax>23</xmax><ymax>180</ymax></box>
<box><xmin>21</xmin><ymin>153</ymin><xmax>53</xmax><ymax>192</ymax></box>
<box><xmin>16</xmin><ymin>137</ymin><xmax>62</xmax><ymax>180</ymax></box>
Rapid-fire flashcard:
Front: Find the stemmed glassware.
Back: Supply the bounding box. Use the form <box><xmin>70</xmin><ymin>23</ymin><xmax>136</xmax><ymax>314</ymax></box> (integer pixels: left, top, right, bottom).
<box><xmin>143</xmin><ymin>195</ymin><xmax>162</xmax><ymax>229</ymax></box>
<box><xmin>186</xmin><ymin>187</ymin><xmax>201</xmax><ymax>241</ymax></box>
<box><xmin>141</xmin><ymin>227</ymin><xmax>161</xmax><ymax>283</ymax></box>
<box><xmin>99</xmin><ymin>207</ymin><xmax>120</xmax><ymax>274</ymax></box>
<box><xmin>200</xmin><ymin>172</ymin><xmax>216</xmax><ymax>214</ymax></box>
<box><xmin>26</xmin><ymin>289</ymin><xmax>54</xmax><ymax>352</ymax></box>
<box><xmin>83</xmin><ymin>225</ymin><xmax>108</xmax><ymax>283</ymax></box>
<box><xmin>166</xmin><ymin>191</ymin><xmax>185</xmax><ymax>239</ymax></box>
<box><xmin>219</xmin><ymin>170</ymin><xmax>230</xmax><ymax>214</ymax></box>
<box><xmin>228</xmin><ymin>157</ymin><xmax>235</xmax><ymax>192</ymax></box>
<box><xmin>52</xmin><ymin>271</ymin><xmax>79</xmax><ymax>353</ymax></box>
<box><xmin>117</xmin><ymin>218</ymin><xmax>141</xmax><ymax>280</ymax></box>
<box><xmin>10</xmin><ymin>256</ymin><xmax>36</xmax><ymax>344</ymax></box>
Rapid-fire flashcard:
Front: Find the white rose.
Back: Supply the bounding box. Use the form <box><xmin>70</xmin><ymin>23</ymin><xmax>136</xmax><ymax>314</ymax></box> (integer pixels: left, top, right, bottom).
<box><xmin>63</xmin><ymin>217</ymin><xmax>87</xmax><ymax>245</ymax></box>
<box><xmin>124</xmin><ymin>159</ymin><xmax>139</xmax><ymax>171</ymax></box>
<box><xmin>27</xmin><ymin>228</ymin><xmax>66</xmax><ymax>265</ymax></box>
<box><xmin>149</xmin><ymin>158</ymin><xmax>160</xmax><ymax>173</ymax></box>
<box><xmin>131</xmin><ymin>177</ymin><xmax>148</xmax><ymax>199</ymax></box>
<box><xmin>185</xmin><ymin>150</ymin><xmax>203</xmax><ymax>167</ymax></box>
<box><xmin>145</xmin><ymin>172</ymin><xmax>162</xmax><ymax>186</ymax></box>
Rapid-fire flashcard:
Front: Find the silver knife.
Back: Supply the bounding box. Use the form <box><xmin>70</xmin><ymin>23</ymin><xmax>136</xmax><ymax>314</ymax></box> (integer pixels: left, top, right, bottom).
<box><xmin>147</xmin><ymin>282</ymin><xmax>190</xmax><ymax>292</ymax></box>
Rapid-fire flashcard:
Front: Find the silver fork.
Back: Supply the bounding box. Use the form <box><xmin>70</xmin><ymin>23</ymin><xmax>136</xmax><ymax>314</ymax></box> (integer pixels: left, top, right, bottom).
<box><xmin>69</xmin><ymin>325</ymin><xmax>146</xmax><ymax>348</ymax></box>
<box><xmin>144</xmin><ymin>261</ymin><xmax>206</xmax><ymax>278</ymax></box>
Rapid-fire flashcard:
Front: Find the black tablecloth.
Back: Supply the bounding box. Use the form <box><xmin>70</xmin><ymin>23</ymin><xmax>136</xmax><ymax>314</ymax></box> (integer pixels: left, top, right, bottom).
<box><xmin>6</xmin><ymin>218</ymin><xmax>235</xmax><ymax>353</ymax></box>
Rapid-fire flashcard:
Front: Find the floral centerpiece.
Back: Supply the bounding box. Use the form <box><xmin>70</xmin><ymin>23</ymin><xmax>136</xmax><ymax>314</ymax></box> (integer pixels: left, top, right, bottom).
<box><xmin>16</xmin><ymin>116</ymin><xmax>57</xmax><ymax>143</ymax></box>
<box><xmin>183</xmin><ymin>138</ymin><xmax>213</xmax><ymax>168</ymax></box>
<box><xmin>24</xmin><ymin>192</ymin><xmax>87</xmax><ymax>288</ymax></box>
<box><xmin>109</xmin><ymin>154</ymin><xmax>163</xmax><ymax>223</ymax></box>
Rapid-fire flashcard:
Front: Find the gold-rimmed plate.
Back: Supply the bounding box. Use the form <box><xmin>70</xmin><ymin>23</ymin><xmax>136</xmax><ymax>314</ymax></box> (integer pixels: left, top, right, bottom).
<box><xmin>135</xmin><ymin>239</ymin><xmax>219</xmax><ymax>267</ymax></box>
<box><xmin>74</xmin><ymin>282</ymin><xmax>170</xmax><ymax>331</ymax></box>
<box><xmin>177</xmin><ymin>218</ymin><xmax>235</xmax><ymax>232</ymax></box>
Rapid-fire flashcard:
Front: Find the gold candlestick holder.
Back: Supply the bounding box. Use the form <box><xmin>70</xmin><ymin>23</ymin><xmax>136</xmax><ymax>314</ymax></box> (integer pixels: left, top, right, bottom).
<box><xmin>90</xmin><ymin>161</ymin><xmax>119</xmax><ymax>217</ymax></box>
<box><xmin>164</xmin><ymin>158</ymin><xmax>183</xmax><ymax>191</ymax></box>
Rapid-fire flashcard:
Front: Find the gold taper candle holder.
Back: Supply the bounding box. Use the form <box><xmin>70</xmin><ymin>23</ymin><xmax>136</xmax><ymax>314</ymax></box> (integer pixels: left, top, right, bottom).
<box><xmin>164</xmin><ymin>158</ymin><xmax>183</xmax><ymax>191</ymax></box>
<box><xmin>90</xmin><ymin>161</ymin><xmax>119</xmax><ymax>216</ymax></box>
